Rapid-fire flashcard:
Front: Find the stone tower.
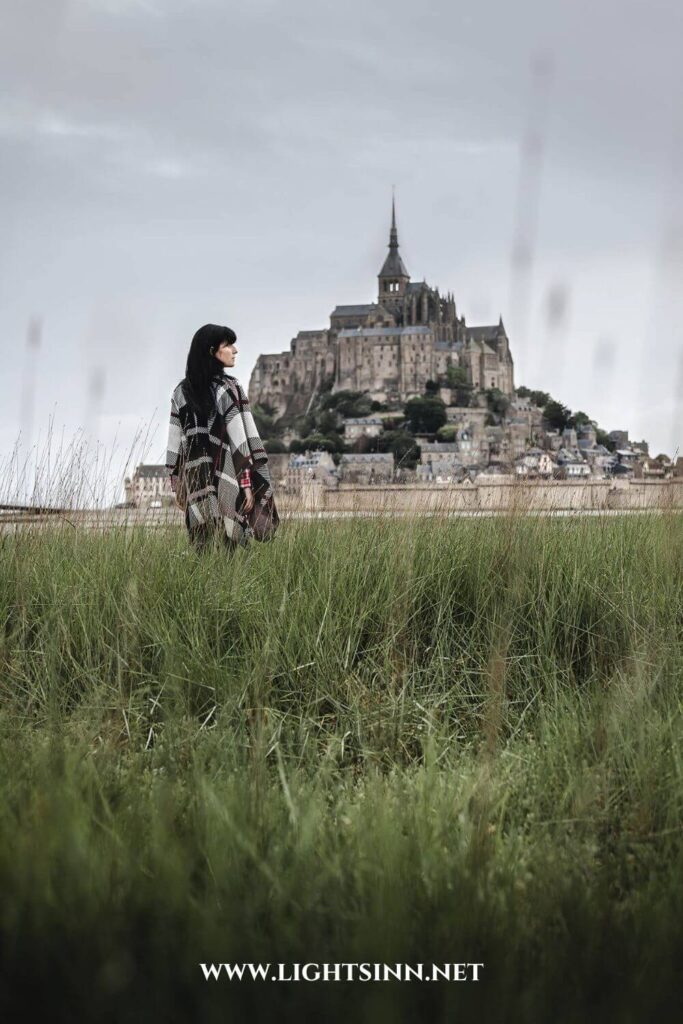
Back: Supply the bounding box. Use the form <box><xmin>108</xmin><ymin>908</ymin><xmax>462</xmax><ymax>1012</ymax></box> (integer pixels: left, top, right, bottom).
<box><xmin>377</xmin><ymin>196</ymin><xmax>410</xmax><ymax>316</ymax></box>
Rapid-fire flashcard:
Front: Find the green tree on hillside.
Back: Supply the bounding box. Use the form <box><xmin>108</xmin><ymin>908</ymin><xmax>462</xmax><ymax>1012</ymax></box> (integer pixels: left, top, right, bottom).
<box><xmin>543</xmin><ymin>400</ymin><xmax>572</xmax><ymax>432</ymax></box>
<box><xmin>445</xmin><ymin>364</ymin><xmax>474</xmax><ymax>407</ymax></box>
<box><xmin>252</xmin><ymin>403</ymin><xmax>282</xmax><ymax>440</ymax></box>
<box><xmin>320</xmin><ymin>390</ymin><xmax>373</xmax><ymax>418</ymax></box>
<box><xmin>375</xmin><ymin>431</ymin><xmax>421</xmax><ymax>470</ymax></box>
<box><xmin>516</xmin><ymin>387</ymin><xmax>551</xmax><ymax>408</ymax></box>
<box><xmin>595</xmin><ymin>429</ymin><xmax>616</xmax><ymax>451</ymax></box>
<box><xmin>485</xmin><ymin>388</ymin><xmax>510</xmax><ymax>422</ymax></box>
<box><xmin>293</xmin><ymin>413</ymin><xmax>316</xmax><ymax>437</ymax></box>
<box><xmin>403</xmin><ymin>396</ymin><xmax>447</xmax><ymax>434</ymax></box>
<box><xmin>568</xmin><ymin>410</ymin><xmax>595</xmax><ymax>429</ymax></box>
<box><xmin>263</xmin><ymin>439</ymin><xmax>287</xmax><ymax>453</ymax></box>
<box><xmin>299</xmin><ymin>433</ymin><xmax>345</xmax><ymax>454</ymax></box>
<box><xmin>316</xmin><ymin>409</ymin><xmax>342</xmax><ymax>436</ymax></box>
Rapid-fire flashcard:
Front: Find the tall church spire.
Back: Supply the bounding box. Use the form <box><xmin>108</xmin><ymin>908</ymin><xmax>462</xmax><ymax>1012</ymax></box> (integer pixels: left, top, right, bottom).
<box><xmin>389</xmin><ymin>193</ymin><xmax>399</xmax><ymax>248</ymax></box>
<box><xmin>379</xmin><ymin>192</ymin><xmax>409</xmax><ymax>280</ymax></box>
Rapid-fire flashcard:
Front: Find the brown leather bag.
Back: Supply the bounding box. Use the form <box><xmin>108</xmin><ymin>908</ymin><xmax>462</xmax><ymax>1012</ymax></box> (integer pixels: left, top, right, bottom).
<box><xmin>218</xmin><ymin>401</ymin><xmax>280</xmax><ymax>543</ymax></box>
<box><xmin>242</xmin><ymin>491</ymin><xmax>279</xmax><ymax>542</ymax></box>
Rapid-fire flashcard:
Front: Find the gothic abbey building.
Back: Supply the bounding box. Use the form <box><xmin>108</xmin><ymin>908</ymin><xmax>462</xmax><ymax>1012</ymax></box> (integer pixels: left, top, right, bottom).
<box><xmin>248</xmin><ymin>201</ymin><xmax>515</xmax><ymax>418</ymax></box>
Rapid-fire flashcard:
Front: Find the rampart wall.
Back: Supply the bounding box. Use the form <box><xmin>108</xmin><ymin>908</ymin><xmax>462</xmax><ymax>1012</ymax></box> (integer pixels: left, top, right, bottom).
<box><xmin>1</xmin><ymin>480</ymin><xmax>680</xmax><ymax>534</ymax></box>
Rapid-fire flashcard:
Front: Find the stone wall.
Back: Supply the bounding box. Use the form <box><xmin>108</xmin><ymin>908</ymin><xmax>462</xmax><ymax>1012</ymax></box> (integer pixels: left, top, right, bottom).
<box><xmin>3</xmin><ymin>480</ymin><xmax>680</xmax><ymax>535</ymax></box>
<box><xmin>301</xmin><ymin>479</ymin><xmax>683</xmax><ymax>514</ymax></box>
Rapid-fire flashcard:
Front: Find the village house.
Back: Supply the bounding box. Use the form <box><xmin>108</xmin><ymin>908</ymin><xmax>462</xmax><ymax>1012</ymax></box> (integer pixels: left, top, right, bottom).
<box><xmin>515</xmin><ymin>451</ymin><xmax>555</xmax><ymax>479</ymax></box>
<box><xmin>581</xmin><ymin>444</ymin><xmax>615</xmax><ymax>477</ymax></box>
<box><xmin>339</xmin><ymin>452</ymin><xmax>395</xmax><ymax>484</ymax></box>
<box><xmin>478</xmin><ymin>463</ymin><xmax>515</xmax><ymax>479</ymax></box>
<box><xmin>615</xmin><ymin>449</ymin><xmax>640</xmax><ymax>468</ymax></box>
<box><xmin>342</xmin><ymin>416</ymin><xmax>384</xmax><ymax>441</ymax></box>
<box><xmin>418</xmin><ymin>442</ymin><xmax>462</xmax><ymax>481</ymax></box>
<box><xmin>555</xmin><ymin>449</ymin><xmax>590</xmax><ymax>478</ymax></box>
<box><xmin>557</xmin><ymin>461</ymin><xmax>591</xmax><ymax>478</ymax></box>
<box><xmin>641</xmin><ymin>456</ymin><xmax>672</xmax><ymax>479</ymax></box>
<box><xmin>420</xmin><ymin>441</ymin><xmax>459</xmax><ymax>459</ymax></box>
<box><xmin>124</xmin><ymin>464</ymin><xmax>175</xmax><ymax>508</ymax></box>
<box><xmin>577</xmin><ymin>425</ymin><xmax>597</xmax><ymax>450</ymax></box>
<box><xmin>445</xmin><ymin>406</ymin><xmax>488</xmax><ymax>429</ymax></box>
<box><xmin>416</xmin><ymin>461</ymin><xmax>463</xmax><ymax>482</ymax></box>
<box><xmin>287</xmin><ymin>451</ymin><xmax>337</xmax><ymax>490</ymax></box>
<box><xmin>456</xmin><ymin>427</ymin><xmax>488</xmax><ymax>463</ymax></box>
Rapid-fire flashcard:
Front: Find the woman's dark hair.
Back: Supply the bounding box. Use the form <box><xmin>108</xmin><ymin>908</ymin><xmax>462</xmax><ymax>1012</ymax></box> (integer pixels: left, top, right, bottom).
<box><xmin>183</xmin><ymin>324</ymin><xmax>236</xmax><ymax>420</ymax></box>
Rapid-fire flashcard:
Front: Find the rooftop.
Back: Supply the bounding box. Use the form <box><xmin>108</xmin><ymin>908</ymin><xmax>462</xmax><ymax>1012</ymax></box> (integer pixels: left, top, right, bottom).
<box><xmin>289</xmin><ymin>452</ymin><xmax>334</xmax><ymax>468</ymax></box>
<box><xmin>338</xmin><ymin>326</ymin><xmax>431</xmax><ymax>338</ymax></box>
<box><xmin>340</xmin><ymin>453</ymin><xmax>395</xmax><ymax>463</ymax></box>
<box><xmin>331</xmin><ymin>304</ymin><xmax>378</xmax><ymax>317</ymax></box>
<box><xmin>465</xmin><ymin>325</ymin><xmax>501</xmax><ymax>343</ymax></box>
<box><xmin>134</xmin><ymin>465</ymin><xmax>168</xmax><ymax>478</ymax></box>
<box><xmin>379</xmin><ymin>249</ymin><xmax>409</xmax><ymax>278</ymax></box>
<box><xmin>343</xmin><ymin>417</ymin><xmax>384</xmax><ymax>425</ymax></box>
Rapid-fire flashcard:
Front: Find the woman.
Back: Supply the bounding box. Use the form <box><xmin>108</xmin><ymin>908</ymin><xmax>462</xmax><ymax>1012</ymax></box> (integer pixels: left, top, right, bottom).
<box><xmin>166</xmin><ymin>323</ymin><xmax>277</xmax><ymax>553</ymax></box>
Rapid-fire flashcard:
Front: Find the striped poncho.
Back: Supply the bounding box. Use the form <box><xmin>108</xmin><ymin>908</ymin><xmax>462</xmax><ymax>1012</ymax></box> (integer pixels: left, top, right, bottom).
<box><xmin>166</xmin><ymin>372</ymin><xmax>275</xmax><ymax>544</ymax></box>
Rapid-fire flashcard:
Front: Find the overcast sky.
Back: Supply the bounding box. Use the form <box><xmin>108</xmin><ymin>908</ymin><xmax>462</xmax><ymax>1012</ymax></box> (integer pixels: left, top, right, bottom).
<box><xmin>1</xmin><ymin>0</ymin><xmax>682</xmax><ymax>503</ymax></box>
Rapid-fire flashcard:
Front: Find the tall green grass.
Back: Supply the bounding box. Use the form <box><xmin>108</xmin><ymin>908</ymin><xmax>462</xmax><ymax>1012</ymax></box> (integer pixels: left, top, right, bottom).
<box><xmin>1</xmin><ymin>514</ymin><xmax>682</xmax><ymax>1022</ymax></box>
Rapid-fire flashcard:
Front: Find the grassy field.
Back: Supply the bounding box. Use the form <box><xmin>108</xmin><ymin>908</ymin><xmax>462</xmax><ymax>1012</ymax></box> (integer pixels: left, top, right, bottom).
<box><xmin>1</xmin><ymin>513</ymin><xmax>682</xmax><ymax>1022</ymax></box>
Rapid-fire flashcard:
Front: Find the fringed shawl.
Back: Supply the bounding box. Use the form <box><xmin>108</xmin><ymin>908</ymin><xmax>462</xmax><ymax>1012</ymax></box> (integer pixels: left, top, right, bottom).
<box><xmin>166</xmin><ymin>373</ymin><xmax>275</xmax><ymax>543</ymax></box>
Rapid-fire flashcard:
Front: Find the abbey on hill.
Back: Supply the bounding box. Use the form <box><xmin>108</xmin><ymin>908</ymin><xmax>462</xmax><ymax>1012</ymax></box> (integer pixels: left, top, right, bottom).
<box><xmin>248</xmin><ymin>198</ymin><xmax>515</xmax><ymax>418</ymax></box>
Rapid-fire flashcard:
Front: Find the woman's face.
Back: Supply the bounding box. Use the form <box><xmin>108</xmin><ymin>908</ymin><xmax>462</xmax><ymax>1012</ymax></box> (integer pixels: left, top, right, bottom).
<box><xmin>213</xmin><ymin>338</ymin><xmax>237</xmax><ymax>369</ymax></box>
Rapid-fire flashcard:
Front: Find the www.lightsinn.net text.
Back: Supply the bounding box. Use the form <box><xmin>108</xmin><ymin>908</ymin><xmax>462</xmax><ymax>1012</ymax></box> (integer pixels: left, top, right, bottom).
<box><xmin>200</xmin><ymin>962</ymin><xmax>484</xmax><ymax>983</ymax></box>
